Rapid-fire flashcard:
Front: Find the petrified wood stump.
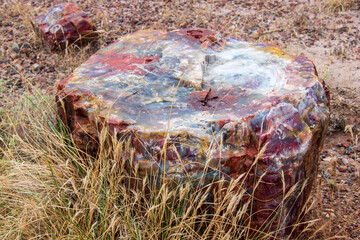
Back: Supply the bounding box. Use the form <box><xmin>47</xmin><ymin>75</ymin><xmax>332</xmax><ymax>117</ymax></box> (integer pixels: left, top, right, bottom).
<box><xmin>33</xmin><ymin>3</ymin><xmax>97</xmax><ymax>48</ymax></box>
<box><xmin>56</xmin><ymin>29</ymin><xmax>330</xmax><ymax>236</ymax></box>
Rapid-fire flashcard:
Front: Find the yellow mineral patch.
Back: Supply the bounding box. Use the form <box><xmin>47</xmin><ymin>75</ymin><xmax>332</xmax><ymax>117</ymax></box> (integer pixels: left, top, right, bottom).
<box><xmin>120</xmin><ymin>29</ymin><xmax>169</xmax><ymax>45</ymax></box>
<box><xmin>259</xmin><ymin>46</ymin><xmax>293</xmax><ymax>60</ymax></box>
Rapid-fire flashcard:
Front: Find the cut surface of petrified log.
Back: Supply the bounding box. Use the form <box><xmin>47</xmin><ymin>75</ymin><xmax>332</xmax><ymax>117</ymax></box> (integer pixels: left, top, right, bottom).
<box><xmin>57</xmin><ymin>29</ymin><xmax>330</xmax><ymax>235</ymax></box>
<box><xmin>33</xmin><ymin>3</ymin><xmax>97</xmax><ymax>48</ymax></box>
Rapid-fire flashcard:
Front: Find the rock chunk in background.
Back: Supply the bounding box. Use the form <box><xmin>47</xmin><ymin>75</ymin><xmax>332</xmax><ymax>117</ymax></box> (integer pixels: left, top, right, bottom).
<box><xmin>56</xmin><ymin>29</ymin><xmax>330</xmax><ymax>237</ymax></box>
<box><xmin>33</xmin><ymin>3</ymin><xmax>97</xmax><ymax>48</ymax></box>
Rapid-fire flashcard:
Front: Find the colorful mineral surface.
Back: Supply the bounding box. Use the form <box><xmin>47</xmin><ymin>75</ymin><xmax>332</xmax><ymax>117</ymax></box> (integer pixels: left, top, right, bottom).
<box><xmin>56</xmin><ymin>29</ymin><xmax>330</xmax><ymax>236</ymax></box>
<box><xmin>33</xmin><ymin>3</ymin><xmax>96</xmax><ymax>48</ymax></box>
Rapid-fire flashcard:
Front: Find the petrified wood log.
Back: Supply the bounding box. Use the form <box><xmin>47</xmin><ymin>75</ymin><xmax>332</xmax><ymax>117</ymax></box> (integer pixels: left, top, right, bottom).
<box><xmin>33</xmin><ymin>3</ymin><xmax>97</xmax><ymax>48</ymax></box>
<box><xmin>56</xmin><ymin>29</ymin><xmax>330</xmax><ymax>236</ymax></box>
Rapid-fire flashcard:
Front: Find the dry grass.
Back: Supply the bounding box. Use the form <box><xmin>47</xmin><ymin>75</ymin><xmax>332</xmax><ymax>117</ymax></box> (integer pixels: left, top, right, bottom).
<box><xmin>326</xmin><ymin>0</ymin><xmax>359</xmax><ymax>11</ymax></box>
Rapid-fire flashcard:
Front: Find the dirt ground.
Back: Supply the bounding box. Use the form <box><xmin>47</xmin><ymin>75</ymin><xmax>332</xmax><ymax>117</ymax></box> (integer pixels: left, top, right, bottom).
<box><xmin>1</xmin><ymin>0</ymin><xmax>360</xmax><ymax>238</ymax></box>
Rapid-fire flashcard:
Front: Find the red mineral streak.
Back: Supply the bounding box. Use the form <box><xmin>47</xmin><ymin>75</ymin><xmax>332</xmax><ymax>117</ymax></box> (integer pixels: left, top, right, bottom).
<box><xmin>88</xmin><ymin>53</ymin><xmax>159</xmax><ymax>76</ymax></box>
<box><xmin>176</xmin><ymin>29</ymin><xmax>225</xmax><ymax>49</ymax></box>
<box><xmin>177</xmin><ymin>29</ymin><xmax>215</xmax><ymax>43</ymax></box>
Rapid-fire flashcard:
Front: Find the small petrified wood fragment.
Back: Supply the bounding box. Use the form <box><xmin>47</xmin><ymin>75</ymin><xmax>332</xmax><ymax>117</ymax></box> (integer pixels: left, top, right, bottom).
<box><xmin>33</xmin><ymin>3</ymin><xmax>97</xmax><ymax>48</ymax></box>
<box><xmin>56</xmin><ymin>29</ymin><xmax>330</xmax><ymax>236</ymax></box>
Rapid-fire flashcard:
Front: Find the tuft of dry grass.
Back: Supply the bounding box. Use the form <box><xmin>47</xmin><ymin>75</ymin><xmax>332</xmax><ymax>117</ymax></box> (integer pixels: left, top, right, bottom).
<box><xmin>11</xmin><ymin>0</ymin><xmax>39</xmax><ymax>45</ymax></box>
<box><xmin>326</xmin><ymin>0</ymin><xmax>359</xmax><ymax>11</ymax></box>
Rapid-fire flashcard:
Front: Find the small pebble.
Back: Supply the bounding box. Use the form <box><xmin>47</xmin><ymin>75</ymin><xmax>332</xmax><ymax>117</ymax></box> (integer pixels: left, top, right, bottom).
<box><xmin>33</xmin><ymin>63</ymin><xmax>40</xmax><ymax>71</ymax></box>
<box><xmin>12</xmin><ymin>42</ymin><xmax>20</xmax><ymax>53</ymax></box>
<box><xmin>345</xmin><ymin>147</ymin><xmax>354</xmax><ymax>155</ymax></box>
<box><xmin>339</xmin><ymin>185</ymin><xmax>347</xmax><ymax>192</ymax></box>
<box><xmin>21</xmin><ymin>44</ymin><xmax>31</xmax><ymax>53</ymax></box>
<box><xmin>338</xmin><ymin>167</ymin><xmax>347</xmax><ymax>172</ymax></box>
